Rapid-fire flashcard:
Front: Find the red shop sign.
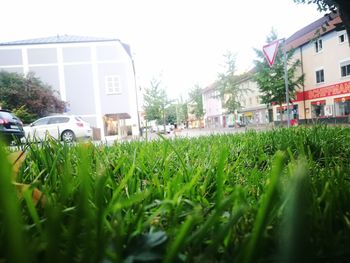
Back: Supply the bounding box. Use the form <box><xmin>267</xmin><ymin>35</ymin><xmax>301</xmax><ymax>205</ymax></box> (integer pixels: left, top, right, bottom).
<box><xmin>296</xmin><ymin>81</ymin><xmax>350</xmax><ymax>101</ymax></box>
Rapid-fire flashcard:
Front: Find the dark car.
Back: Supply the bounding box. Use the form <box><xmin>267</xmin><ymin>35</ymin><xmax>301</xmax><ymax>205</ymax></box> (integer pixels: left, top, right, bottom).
<box><xmin>0</xmin><ymin>109</ymin><xmax>25</xmax><ymax>144</ymax></box>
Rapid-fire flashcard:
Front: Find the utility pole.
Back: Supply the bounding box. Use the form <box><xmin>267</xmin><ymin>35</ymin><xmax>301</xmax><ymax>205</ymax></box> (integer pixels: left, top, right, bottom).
<box><xmin>163</xmin><ymin>102</ymin><xmax>166</xmax><ymax>133</ymax></box>
<box><xmin>283</xmin><ymin>38</ymin><xmax>290</xmax><ymax>128</ymax></box>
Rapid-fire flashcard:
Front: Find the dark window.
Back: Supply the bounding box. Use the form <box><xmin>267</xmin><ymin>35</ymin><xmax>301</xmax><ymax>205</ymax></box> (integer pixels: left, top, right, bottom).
<box><xmin>335</xmin><ymin>100</ymin><xmax>350</xmax><ymax>116</ymax></box>
<box><xmin>339</xmin><ymin>34</ymin><xmax>345</xmax><ymax>43</ymax></box>
<box><xmin>32</xmin><ymin>118</ymin><xmax>49</xmax><ymax>126</ymax></box>
<box><xmin>48</xmin><ymin>117</ymin><xmax>70</xmax><ymax>124</ymax></box>
<box><xmin>315</xmin><ymin>39</ymin><xmax>323</xmax><ymax>53</ymax></box>
<box><xmin>341</xmin><ymin>63</ymin><xmax>350</xmax><ymax>77</ymax></box>
<box><xmin>312</xmin><ymin>105</ymin><xmax>325</xmax><ymax>117</ymax></box>
<box><xmin>316</xmin><ymin>69</ymin><xmax>324</xmax><ymax>83</ymax></box>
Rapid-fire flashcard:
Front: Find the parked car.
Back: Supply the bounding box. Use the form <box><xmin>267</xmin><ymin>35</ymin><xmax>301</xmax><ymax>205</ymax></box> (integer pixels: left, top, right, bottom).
<box><xmin>24</xmin><ymin>115</ymin><xmax>92</xmax><ymax>142</ymax></box>
<box><xmin>152</xmin><ymin>125</ymin><xmax>171</xmax><ymax>134</ymax></box>
<box><xmin>0</xmin><ymin>109</ymin><xmax>25</xmax><ymax>144</ymax></box>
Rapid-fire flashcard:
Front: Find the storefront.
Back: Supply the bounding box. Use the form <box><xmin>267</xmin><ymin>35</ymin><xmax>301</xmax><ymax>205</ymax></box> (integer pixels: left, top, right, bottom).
<box><xmin>311</xmin><ymin>100</ymin><xmax>326</xmax><ymax>118</ymax></box>
<box><xmin>275</xmin><ymin>104</ymin><xmax>299</xmax><ymax>122</ymax></box>
<box><xmin>295</xmin><ymin>80</ymin><xmax>350</xmax><ymax>122</ymax></box>
<box><xmin>242</xmin><ymin>111</ymin><xmax>253</xmax><ymax>125</ymax></box>
<box><xmin>334</xmin><ymin>96</ymin><xmax>350</xmax><ymax>116</ymax></box>
<box><xmin>239</xmin><ymin>106</ymin><xmax>269</xmax><ymax>125</ymax></box>
<box><xmin>205</xmin><ymin>115</ymin><xmax>222</xmax><ymax>128</ymax></box>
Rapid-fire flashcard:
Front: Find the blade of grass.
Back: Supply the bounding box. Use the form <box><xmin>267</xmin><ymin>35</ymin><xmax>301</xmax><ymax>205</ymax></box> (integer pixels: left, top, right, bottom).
<box><xmin>242</xmin><ymin>151</ymin><xmax>285</xmax><ymax>263</ymax></box>
<box><xmin>0</xmin><ymin>145</ymin><xmax>28</xmax><ymax>263</ymax></box>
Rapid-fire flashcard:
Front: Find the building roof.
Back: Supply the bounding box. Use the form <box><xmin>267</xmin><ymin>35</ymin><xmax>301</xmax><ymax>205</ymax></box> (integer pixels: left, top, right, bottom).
<box><xmin>286</xmin><ymin>12</ymin><xmax>342</xmax><ymax>50</ymax></box>
<box><xmin>203</xmin><ymin>82</ymin><xmax>218</xmax><ymax>93</ymax></box>
<box><xmin>0</xmin><ymin>35</ymin><xmax>120</xmax><ymax>46</ymax></box>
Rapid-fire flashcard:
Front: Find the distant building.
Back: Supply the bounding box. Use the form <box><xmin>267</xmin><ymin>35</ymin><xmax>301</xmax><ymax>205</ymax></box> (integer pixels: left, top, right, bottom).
<box><xmin>202</xmin><ymin>83</ymin><xmax>224</xmax><ymax>128</ymax></box>
<box><xmin>236</xmin><ymin>73</ymin><xmax>271</xmax><ymax>125</ymax></box>
<box><xmin>0</xmin><ymin>35</ymin><xmax>140</xmax><ymax>139</ymax></box>
<box><xmin>187</xmin><ymin>102</ymin><xmax>204</xmax><ymax>128</ymax></box>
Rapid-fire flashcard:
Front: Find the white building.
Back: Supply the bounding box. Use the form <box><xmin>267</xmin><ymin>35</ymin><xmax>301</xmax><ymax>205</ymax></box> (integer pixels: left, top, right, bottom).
<box><xmin>0</xmin><ymin>35</ymin><xmax>140</xmax><ymax>139</ymax></box>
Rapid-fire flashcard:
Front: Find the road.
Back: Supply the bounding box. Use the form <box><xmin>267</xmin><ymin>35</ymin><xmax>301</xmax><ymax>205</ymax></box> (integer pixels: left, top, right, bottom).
<box><xmin>127</xmin><ymin>125</ymin><xmax>273</xmax><ymax>142</ymax></box>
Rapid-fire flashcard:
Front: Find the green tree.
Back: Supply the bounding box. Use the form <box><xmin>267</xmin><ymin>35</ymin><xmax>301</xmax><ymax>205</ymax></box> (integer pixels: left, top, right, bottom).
<box><xmin>253</xmin><ymin>31</ymin><xmax>304</xmax><ymax>120</ymax></box>
<box><xmin>165</xmin><ymin>104</ymin><xmax>177</xmax><ymax>124</ymax></box>
<box><xmin>143</xmin><ymin>78</ymin><xmax>167</xmax><ymax>124</ymax></box>
<box><xmin>0</xmin><ymin>71</ymin><xmax>65</xmax><ymax>123</ymax></box>
<box><xmin>188</xmin><ymin>84</ymin><xmax>204</xmax><ymax>119</ymax></box>
<box><xmin>174</xmin><ymin>97</ymin><xmax>189</xmax><ymax>126</ymax></box>
<box><xmin>12</xmin><ymin>106</ymin><xmax>36</xmax><ymax>124</ymax></box>
<box><xmin>216</xmin><ymin>51</ymin><xmax>241</xmax><ymax>114</ymax></box>
<box><xmin>294</xmin><ymin>0</ymin><xmax>350</xmax><ymax>46</ymax></box>
<box><xmin>181</xmin><ymin>101</ymin><xmax>189</xmax><ymax>126</ymax></box>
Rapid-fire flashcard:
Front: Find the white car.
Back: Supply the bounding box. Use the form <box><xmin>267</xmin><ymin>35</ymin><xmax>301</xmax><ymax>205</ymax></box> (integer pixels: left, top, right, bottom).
<box><xmin>24</xmin><ymin>115</ymin><xmax>92</xmax><ymax>142</ymax></box>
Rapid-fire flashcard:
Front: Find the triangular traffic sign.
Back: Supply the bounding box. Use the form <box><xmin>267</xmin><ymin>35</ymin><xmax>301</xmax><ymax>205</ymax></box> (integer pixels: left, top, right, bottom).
<box><xmin>263</xmin><ymin>40</ymin><xmax>280</xmax><ymax>67</ymax></box>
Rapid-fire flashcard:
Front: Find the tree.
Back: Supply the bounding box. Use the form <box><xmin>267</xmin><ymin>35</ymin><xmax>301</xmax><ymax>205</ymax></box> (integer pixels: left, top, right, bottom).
<box><xmin>0</xmin><ymin>71</ymin><xmax>66</xmax><ymax>123</ymax></box>
<box><xmin>294</xmin><ymin>0</ymin><xmax>350</xmax><ymax>46</ymax></box>
<box><xmin>143</xmin><ymin>78</ymin><xmax>167</xmax><ymax>124</ymax></box>
<box><xmin>188</xmin><ymin>84</ymin><xmax>204</xmax><ymax>119</ymax></box>
<box><xmin>165</xmin><ymin>104</ymin><xmax>177</xmax><ymax>124</ymax></box>
<box><xmin>180</xmin><ymin>100</ymin><xmax>189</xmax><ymax>126</ymax></box>
<box><xmin>253</xmin><ymin>31</ymin><xmax>304</xmax><ymax>120</ymax></box>
<box><xmin>216</xmin><ymin>51</ymin><xmax>242</xmax><ymax>114</ymax></box>
<box><xmin>175</xmin><ymin>97</ymin><xmax>189</xmax><ymax>127</ymax></box>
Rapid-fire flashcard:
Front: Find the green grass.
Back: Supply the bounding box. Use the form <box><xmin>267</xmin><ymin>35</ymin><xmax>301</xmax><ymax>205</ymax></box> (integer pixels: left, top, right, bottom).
<box><xmin>1</xmin><ymin>125</ymin><xmax>350</xmax><ymax>262</ymax></box>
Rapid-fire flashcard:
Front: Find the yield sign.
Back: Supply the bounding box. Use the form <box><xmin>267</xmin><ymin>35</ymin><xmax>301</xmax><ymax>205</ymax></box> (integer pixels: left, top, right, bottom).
<box><xmin>263</xmin><ymin>40</ymin><xmax>280</xmax><ymax>67</ymax></box>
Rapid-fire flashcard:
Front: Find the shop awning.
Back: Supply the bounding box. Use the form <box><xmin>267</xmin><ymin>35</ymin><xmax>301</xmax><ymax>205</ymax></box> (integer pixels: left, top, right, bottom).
<box><xmin>334</xmin><ymin>96</ymin><xmax>350</xmax><ymax>103</ymax></box>
<box><xmin>311</xmin><ymin>100</ymin><xmax>326</xmax><ymax>105</ymax></box>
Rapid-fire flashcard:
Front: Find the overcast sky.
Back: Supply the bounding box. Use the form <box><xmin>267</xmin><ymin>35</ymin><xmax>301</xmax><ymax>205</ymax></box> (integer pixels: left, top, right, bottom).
<box><xmin>1</xmin><ymin>0</ymin><xmax>325</xmax><ymax>99</ymax></box>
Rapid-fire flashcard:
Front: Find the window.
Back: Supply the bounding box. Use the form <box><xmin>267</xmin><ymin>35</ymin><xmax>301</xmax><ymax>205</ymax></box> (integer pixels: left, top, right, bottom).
<box><xmin>48</xmin><ymin>117</ymin><xmax>69</xmax><ymax>124</ymax></box>
<box><xmin>256</xmin><ymin>96</ymin><xmax>260</xmax><ymax>104</ymax></box>
<box><xmin>105</xmin><ymin>75</ymin><xmax>121</xmax><ymax>95</ymax></box>
<box><xmin>311</xmin><ymin>100</ymin><xmax>326</xmax><ymax>118</ymax></box>
<box><xmin>340</xmin><ymin>61</ymin><xmax>350</xmax><ymax>77</ymax></box>
<box><xmin>314</xmin><ymin>39</ymin><xmax>323</xmax><ymax>53</ymax></box>
<box><xmin>315</xmin><ymin>69</ymin><xmax>324</xmax><ymax>83</ymax></box>
<box><xmin>339</xmin><ymin>34</ymin><xmax>345</xmax><ymax>43</ymax></box>
<box><xmin>335</xmin><ymin>97</ymin><xmax>350</xmax><ymax>116</ymax></box>
<box><xmin>32</xmin><ymin>118</ymin><xmax>49</xmax><ymax>126</ymax></box>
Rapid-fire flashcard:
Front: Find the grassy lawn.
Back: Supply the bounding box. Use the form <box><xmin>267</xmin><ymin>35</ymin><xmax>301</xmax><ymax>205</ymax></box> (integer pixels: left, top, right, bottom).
<box><xmin>1</xmin><ymin>125</ymin><xmax>350</xmax><ymax>263</ymax></box>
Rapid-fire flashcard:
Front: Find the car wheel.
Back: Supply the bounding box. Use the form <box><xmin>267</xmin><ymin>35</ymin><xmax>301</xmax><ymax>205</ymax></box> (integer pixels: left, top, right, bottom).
<box><xmin>61</xmin><ymin>130</ymin><xmax>75</xmax><ymax>142</ymax></box>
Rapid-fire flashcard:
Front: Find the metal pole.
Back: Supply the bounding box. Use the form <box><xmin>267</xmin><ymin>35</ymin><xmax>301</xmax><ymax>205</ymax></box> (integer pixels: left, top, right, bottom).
<box><xmin>131</xmin><ymin>59</ymin><xmax>142</xmax><ymax>136</ymax></box>
<box><xmin>283</xmin><ymin>38</ymin><xmax>290</xmax><ymax>128</ymax></box>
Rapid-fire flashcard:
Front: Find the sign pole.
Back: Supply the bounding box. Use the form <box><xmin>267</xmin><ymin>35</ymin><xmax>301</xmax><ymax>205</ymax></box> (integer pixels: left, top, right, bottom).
<box><xmin>283</xmin><ymin>38</ymin><xmax>290</xmax><ymax>128</ymax></box>
<box><xmin>262</xmin><ymin>38</ymin><xmax>290</xmax><ymax>127</ymax></box>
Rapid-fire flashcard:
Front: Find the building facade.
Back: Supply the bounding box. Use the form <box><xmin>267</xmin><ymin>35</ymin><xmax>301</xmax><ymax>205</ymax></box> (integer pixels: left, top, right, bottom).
<box><xmin>187</xmin><ymin>102</ymin><xmax>204</xmax><ymax>128</ymax></box>
<box><xmin>237</xmin><ymin>74</ymin><xmax>270</xmax><ymax>125</ymax></box>
<box><xmin>202</xmin><ymin>75</ymin><xmax>271</xmax><ymax>128</ymax></box>
<box><xmin>277</xmin><ymin>13</ymin><xmax>350</xmax><ymax>123</ymax></box>
<box><xmin>202</xmin><ymin>83</ymin><xmax>224</xmax><ymax>128</ymax></box>
<box><xmin>0</xmin><ymin>35</ymin><xmax>140</xmax><ymax>139</ymax></box>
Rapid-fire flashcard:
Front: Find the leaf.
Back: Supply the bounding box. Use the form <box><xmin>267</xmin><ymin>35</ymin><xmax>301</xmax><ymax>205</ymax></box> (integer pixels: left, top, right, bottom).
<box><xmin>7</xmin><ymin>150</ymin><xmax>26</xmax><ymax>180</ymax></box>
<box><xmin>7</xmin><ymin>151</ymin><xmax>47</xmax><ymax>208</ymax></box>
<box><xmin>13</xmin><ymin>182</ymin><xmax>47</xmax><ymax>208</ymax></box>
